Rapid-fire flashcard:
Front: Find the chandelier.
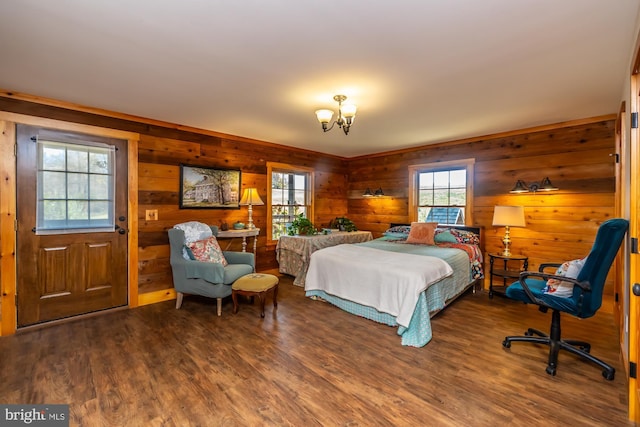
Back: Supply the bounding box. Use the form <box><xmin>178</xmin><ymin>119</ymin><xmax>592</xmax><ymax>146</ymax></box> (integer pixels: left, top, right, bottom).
<box><xmin>315</xmin><ymin>95</ymin><xmax>357</xmax><ymax>135</ymax></box>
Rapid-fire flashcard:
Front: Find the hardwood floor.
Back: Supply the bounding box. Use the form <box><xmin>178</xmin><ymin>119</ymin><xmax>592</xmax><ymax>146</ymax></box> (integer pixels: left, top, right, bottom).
<box><xmin>1</xmin><ymin>273</ymin><xmax>631</xmax><ymax>426</ymax></box>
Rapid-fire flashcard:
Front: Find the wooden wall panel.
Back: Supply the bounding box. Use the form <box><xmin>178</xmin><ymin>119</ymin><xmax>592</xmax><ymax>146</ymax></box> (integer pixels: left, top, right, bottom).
<box><xmin>0</xmin><ymin>120</ymin><xmax>17</xmax><ymax>335</ymax></box>
<box><xmin>0</xmin><ymin>97</ymin><xmax>349</xmax><ymax>307</ymax></box>
<box><xmin>135</xmin><ymin>127</ymin><xmax>349</xmax><ymax>300</ymax></box>
<box><xmin>135</xmin><ymin>133</ymin><xmax>348</xmax><ymax>298</ymax></box>
<box><xmin>0</xmin><ymin>94</ymin><xmax>618</xmax><ymax>309</ymax></box>
<box><xmin>346</xmin><ymin>119</ymin><xmax>618</xmax><ymax>292</ymax></box>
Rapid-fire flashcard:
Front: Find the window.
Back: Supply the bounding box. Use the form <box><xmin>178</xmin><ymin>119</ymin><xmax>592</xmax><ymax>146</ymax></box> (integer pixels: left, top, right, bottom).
<box><xmin>408</xmin><ymin>159</ymin><xmax>474</xmax><ymax>225</ymax></box>
<box><xmin>36</xmin><ymin>138</ymin><xmax>116</xmax><ymax>234</ymax></box>
<box><xmin>267</xmin><ymin>162</ymin><xmax>314</xmax><ymax>241</ymax></box>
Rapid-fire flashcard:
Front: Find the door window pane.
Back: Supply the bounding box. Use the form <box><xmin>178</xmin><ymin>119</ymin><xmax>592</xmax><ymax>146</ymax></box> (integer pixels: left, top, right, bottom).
<box><xmin>67</xmin><ymin>173</ymin><xmax>88</xmax><ymax>199</ymax></box>
<box><xmin>90</xmin><ymin>151</ymin><xmax>110</xmax><ymax>174</ymax></box>
<box><xmin>42</xmin><ymin>145</ymin><xmax>66</xmax><ymax>171</ymax></box>
<box><xmin>41</xmin><ymin>171</ymin><xmax>66</xmax><ymax>198</ymax></box>
<box><xmin>67</xmin><ymin>149</ymin><xmax>88</xmax><ymax>172</ymax></box>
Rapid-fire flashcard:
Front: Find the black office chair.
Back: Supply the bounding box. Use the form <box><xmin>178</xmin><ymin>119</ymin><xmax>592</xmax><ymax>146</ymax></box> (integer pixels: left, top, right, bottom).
<box><xmin>502</xmin><ymin>218</ymin><xmax>628</xmax><ymax>380</ymax></box>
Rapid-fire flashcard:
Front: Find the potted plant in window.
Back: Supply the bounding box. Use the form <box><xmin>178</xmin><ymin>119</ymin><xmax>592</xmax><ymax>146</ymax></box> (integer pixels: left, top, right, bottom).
<box><xmin>287</xmin><ymin>214</ymin><xmax>317</xmax><ymax>236</ymax></box>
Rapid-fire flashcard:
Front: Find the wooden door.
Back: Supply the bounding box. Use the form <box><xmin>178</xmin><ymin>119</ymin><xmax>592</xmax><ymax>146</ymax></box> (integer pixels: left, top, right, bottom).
<box><xmin>630</xmin><ymin>75</ymin><xmax>640</xmax><ymax>423</ymax></box>
<box><xmin>615</xmin><ymin>105</ymin><xmax>626</xmax><ymax>353</ymax></box>
<box><xmin>16</xmin><ymin>125</ymin><xmax>128</xmax><ymax>327</ymax></box>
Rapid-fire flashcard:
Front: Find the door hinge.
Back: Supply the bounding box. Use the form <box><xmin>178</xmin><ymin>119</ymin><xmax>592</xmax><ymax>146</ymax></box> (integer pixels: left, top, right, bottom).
<box><xmin>631</xmin><ymin>361</ymin><xmax>637</xmax><ymax>379</ymax></box>
<box><xmin>14</xmin><ymin>219</ymin><xmax>18</xmax><ymax>232</ymax></box>
<box><xmin>633</xmin><ymin>112</ymin><xmax>639</xmax><ymax>129</ymax></box>
<box><xmin>14</xmin><ymin>142</ymin><xmax>17</xmax><ymax>157</ymax></box>
<box><xmin>615</xmin><ymin>292</ymin><xmax>619</xmax><ymax>302</ymax></box>
<box><xmin>632</xmin><ymin>237</ymin><xmax>639</xmax><ymax>254</ymax></box>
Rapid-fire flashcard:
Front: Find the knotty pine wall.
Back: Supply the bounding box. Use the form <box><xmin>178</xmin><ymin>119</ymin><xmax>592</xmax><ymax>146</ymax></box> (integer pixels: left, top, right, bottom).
<box><xmin>0</xmin><ymin>96</ymin><xmax>348</xmax><ymax>307</ymax></box>
<box><xmin>137</xmin><ymin>134</ymin><xmax>348</xmax><ymax>297</ymax></box>
<box><xmin>347</xmin><ymin>117</ymin><xmax>618</xmax><ymax>292</ymax></box>
<box><xmin>0</xmin><ymin>94</ymin><xmax>618</xmax><ymax>306</ymax></box>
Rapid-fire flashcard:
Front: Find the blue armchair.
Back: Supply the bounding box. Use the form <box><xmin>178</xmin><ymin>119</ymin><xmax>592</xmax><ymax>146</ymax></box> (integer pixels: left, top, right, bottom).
<box><xmin>502</xmin><ymin>218</ymin><xmax>628</xmax><ymax>379</ymax></box>
<box><xmin>168</xmin><ymin>225</ymin><xmax>255</xmax><ymax>315</ymax></box>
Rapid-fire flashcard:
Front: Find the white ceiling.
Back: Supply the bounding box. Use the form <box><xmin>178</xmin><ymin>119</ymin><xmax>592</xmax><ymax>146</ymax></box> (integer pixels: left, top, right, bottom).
<box><xmin>1</xmin><ymin>1</ymin><xmax>639</xmax><ymax>158</ymax></box>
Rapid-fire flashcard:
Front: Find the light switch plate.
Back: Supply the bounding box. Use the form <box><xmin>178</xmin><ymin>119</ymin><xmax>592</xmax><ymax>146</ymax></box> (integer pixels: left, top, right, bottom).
<box><xmin>145</xmin><ymin>209</ymin><xmax>158</xmax><ymax>221</ymax></box>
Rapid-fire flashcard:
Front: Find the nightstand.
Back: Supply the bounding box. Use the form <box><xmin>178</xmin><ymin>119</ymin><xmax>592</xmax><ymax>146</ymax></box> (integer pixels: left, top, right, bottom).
<box><xmin>488</xmin><ymin>253</ymin><xmax>528</xmax><ymax>298</ymax></box>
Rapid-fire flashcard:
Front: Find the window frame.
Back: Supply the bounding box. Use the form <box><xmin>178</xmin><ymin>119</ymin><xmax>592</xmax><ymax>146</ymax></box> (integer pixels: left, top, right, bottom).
<box><xmin>267</xmin><ymin>162</ymin><xmax>314</xmax><ymax>243</ymax></box>
<box><xmin>408</xmin><ymin>159</ymin><xmax>475</xmax><ymax>225</ymax></box>
<box><xmin>36</xmin><ymin>137</ymin><xmax>116</xmax><ymax>235</ymax></box>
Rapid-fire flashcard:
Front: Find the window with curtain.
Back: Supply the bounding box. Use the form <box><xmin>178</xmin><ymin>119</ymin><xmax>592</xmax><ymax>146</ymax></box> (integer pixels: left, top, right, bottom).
<box><xmin>36</xmin><ymin>138</ymin><xmax>116</xmax><ymax>234</ymax></box>
<box><xmin>267</xmin><ymin>162</ymin><xmax>314</xmax><ymax>241</ymax></box>
<box><xmin>408</xmin><ymin>159</ymin><xmax>474</xmax><ymax>225</ymax></box>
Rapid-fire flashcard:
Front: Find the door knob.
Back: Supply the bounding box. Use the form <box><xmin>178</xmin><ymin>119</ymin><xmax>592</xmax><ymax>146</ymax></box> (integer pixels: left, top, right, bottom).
<box><xmin>118</xmin><ymin>228</ymin><xmax>126</xmax><ymax>235</ymax></box>
<box><xmin>633</xmin><ymin>283</ymin><xmax>640</xmax><ymax>296</ymax></box>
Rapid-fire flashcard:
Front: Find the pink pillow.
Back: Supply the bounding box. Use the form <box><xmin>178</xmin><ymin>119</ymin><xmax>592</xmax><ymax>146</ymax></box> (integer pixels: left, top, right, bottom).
<box><xmin>187</xmin><ymin>236</ymin><xmax>228</xmax><ymax>266</ymax></box>
<box><xmin>406</xmin><ymin>222</ymin><xmax>438</xmax><ymax>245</ymax></box>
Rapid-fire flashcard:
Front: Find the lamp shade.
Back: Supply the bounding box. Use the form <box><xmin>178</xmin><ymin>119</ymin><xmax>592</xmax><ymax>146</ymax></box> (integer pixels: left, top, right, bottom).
<box><xmin>239</xmin><ymin>188</ymin><xmax>264</xmax><ymax>206</ymax></box>
<box><xmin>341</xmin><ymin>104</ymin><xmax>357</xmax><ymax>119</ymax></box>
<box><xmin>492</xmin><ymin>205</ymin><xmax>526</xmax><ymax>227</ymax></box>
<box><xmin>315</xmin><ymin>109</ymin><xmax>334</xmax><ymax>124</ymax></box>
<box><xmin>510</xmin><ymin>180</ymin><xmax>529</xmax><ymax>193</ymax></box>
<box><xmin>539</xmin><ymin>177</ymin><xmax>559</xmax><ymax>191</ymax></box>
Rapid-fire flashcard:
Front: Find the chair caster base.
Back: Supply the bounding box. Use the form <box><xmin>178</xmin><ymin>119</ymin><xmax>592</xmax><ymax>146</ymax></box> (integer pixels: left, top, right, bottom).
<box><xmin>503</xmin><ymin>329</ymin><xmax>616</xmax><ymax>380</ymax></box>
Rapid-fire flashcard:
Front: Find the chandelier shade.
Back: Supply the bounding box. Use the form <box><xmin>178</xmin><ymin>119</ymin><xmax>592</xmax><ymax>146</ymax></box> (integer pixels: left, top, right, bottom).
<box><xmin>315</xmin><ymin>109</ymin><xmax>334</xmax><ymax>124</ymax></box>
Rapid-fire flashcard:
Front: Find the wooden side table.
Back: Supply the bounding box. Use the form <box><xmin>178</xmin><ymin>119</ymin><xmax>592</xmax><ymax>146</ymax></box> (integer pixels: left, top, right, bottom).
<box><xmin>217</xmin><ymin>228</ymin><xmax>259</xmax><ymax>255</ymax></box>
<box><xmin>488</xmin><ymin>252</ymin><xmax>528</xmax><ymax>298</ymax></box>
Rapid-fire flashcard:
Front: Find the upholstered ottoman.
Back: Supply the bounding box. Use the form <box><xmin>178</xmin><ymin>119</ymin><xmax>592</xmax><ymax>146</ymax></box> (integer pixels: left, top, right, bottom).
<box><xmin>232</xmin><ymin>273</ymin><xmax>279</xmax><ymax>317</ymax></box>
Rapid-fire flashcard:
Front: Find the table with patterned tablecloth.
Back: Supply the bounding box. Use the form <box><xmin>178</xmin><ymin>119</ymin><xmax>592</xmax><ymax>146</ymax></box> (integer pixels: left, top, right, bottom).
<box><xmin>276</xmin><ymin>231</ymin><xmax>373</xmax><ymax>286</ymax></box>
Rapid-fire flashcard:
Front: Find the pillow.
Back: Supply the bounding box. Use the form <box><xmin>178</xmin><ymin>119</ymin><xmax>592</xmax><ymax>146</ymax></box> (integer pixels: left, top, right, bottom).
<box><xmin>385</xmin><ymin>225</ymin><xmax>412</xmax><ymax>235</ymax></box>
<box><xmin>542</xmin><ymin>258</ymin><xmax>586</xmax><ymax>298</ymax></box>
<box><xmin>174</xmin><ymin>221</ymin><xmax>213</xmax><ymax>242</ymax></box>
<box><xmin>405</xmin><ymin>222</ymin><xmax>438</xmax><ymax>245</ymax></box>
<box><xmin>383</xmin><ymin>231</ymin><xmax>409</xmax><ymax>240</ymax></box>
<box><xmin>434</xmin><ymin>229</ymin><xmax>458</xmax><ymax>243</ymax></box>
<box><xmin>187</xmin><ymin>236</ymin><xmax>228</xmax><ymax>266</ymax></box>
<box><xmin>174</xmin><ymin>221</ymin><xmax>214</xmax><ymax>260</ymax></box>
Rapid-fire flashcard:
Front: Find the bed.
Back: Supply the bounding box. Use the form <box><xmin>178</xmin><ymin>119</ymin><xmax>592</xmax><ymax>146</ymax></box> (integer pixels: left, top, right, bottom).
<box><xmin>304</xmin><ymin>224</ymin><xmax>484</xmax><ymax>347</ymax></box>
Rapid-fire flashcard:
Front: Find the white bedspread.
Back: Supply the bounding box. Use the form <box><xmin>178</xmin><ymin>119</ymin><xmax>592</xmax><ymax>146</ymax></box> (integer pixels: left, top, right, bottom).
<box><xmin>305</xmin><ymin>244</ymin><xmax>454</xmax><ymax>327</ymax></box>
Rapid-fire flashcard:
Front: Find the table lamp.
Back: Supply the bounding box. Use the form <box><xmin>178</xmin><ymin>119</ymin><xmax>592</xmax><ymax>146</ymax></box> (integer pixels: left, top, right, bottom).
<box><xmin>239</xmin><ymin>188</ymin><xmax>264</xmax><ymax>230</ymax></box>
<box><xmin>492</xmin><ymin>205</ymin><xmax>526</xmax><ymax>256</ymax></box>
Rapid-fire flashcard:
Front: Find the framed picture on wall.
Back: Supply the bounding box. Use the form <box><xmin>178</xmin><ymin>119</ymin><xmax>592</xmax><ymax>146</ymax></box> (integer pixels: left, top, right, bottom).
<box><xmin>179</xmin><ymin>164</ymin><xmax>242</xmax><ymax>209</ymax></box>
